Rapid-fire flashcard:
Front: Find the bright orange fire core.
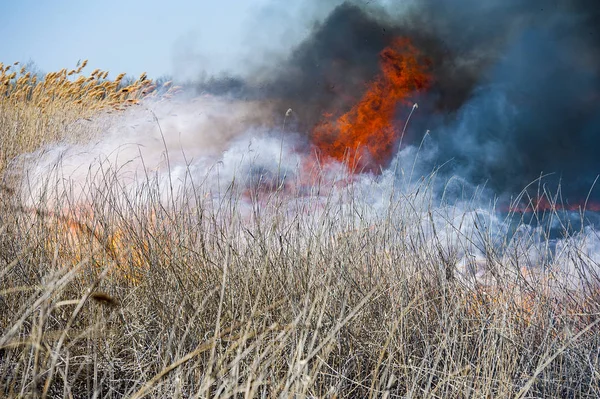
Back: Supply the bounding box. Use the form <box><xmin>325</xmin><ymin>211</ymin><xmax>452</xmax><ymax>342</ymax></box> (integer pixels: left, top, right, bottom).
<box><xmin>312</xmin><ymin>38</ymin><xmax>431</xmax><ymax>171</ymax></box>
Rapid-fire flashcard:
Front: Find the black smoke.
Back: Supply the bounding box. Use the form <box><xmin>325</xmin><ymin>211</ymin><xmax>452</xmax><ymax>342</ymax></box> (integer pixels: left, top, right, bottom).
<box><xmin>416</xmin><ymin>0</ymin><xmax>600</xmax><ymax>203</ymax></box>
<box><xmin>197</xmin><ymin>0</ymin><xmax>600</xmax><ymax>203</ymax></box>
<box><xmin>252</xmin><ymin>2</ymin><xmax>497</xmax><ymax>132</ymax></box>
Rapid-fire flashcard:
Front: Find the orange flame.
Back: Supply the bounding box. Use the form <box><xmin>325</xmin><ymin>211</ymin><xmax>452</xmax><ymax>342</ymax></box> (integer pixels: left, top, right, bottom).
<box><xmin>507</xmin><ymin>195</ymin><xmax>600</xmax><ymax>214</ymax></box>
<box><xmin>311</xmin><ymin>38</ymin><xmax>431</xmax><ymax>171</ymax></box>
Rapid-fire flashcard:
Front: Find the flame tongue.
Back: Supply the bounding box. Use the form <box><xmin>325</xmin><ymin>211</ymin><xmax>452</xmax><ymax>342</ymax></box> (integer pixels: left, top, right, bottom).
<box><xmin>311</xmin><ymin>38</ymin><xmax>431</xmax><ymax>171</ymax></box>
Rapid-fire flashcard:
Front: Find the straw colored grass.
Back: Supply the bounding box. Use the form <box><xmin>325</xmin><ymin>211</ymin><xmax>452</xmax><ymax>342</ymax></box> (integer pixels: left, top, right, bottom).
<box><xmin>0</xmin><ymin>61</ymin><xmax>599</xmax><ymax>398</ymax></box>
<box><xmin>0</xmin><ymin>61</ymin><xmax>179</xmax><ymax>173</ymax></box>
<box><xmin>1</xmin><ymin>164</ymin><xmax>598</xmax><ymax>398</ymax></box>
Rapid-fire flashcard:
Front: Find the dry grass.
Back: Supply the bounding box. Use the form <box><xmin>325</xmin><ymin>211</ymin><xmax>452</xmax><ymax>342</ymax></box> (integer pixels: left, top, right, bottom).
<box><xmin>1</xmin><ymin>61</ymin><xmax>599</xmax><ymax>398</ymax></box>
<box><xmin>0</xmin><ymin>61</ymin><xmax>179</xmax><ymax>174</ymax></box>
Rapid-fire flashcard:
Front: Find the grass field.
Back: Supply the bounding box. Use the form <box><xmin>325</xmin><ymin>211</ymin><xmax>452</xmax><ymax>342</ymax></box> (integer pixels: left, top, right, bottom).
<box><xmin>1</xmin><ymin>62</ymin><xmax>600</xmax><ymax>398</ymax></box>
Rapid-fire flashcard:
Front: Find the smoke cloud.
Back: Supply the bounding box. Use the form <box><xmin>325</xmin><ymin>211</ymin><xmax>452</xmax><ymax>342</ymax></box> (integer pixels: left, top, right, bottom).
<box><xmin>17</xmin><ymin>98</ymin><xmax>304</xmax><ymax>206</ymax></box>
<box><xmin>415</xmin><ymin>0</ymin><xmax>600</xmax><ymax>201</ymax></box>
<box><xmin>12</xmin><ymin>0</ymin><xmax>600</xmax><ymax>210</ymax></box>
<box><xmin>194</xmin><ymin>0</ymin><xmax>600</xmax><ymax>203</ymax></box>
<box><xmin>6</xmin><ymin>0</ymin><xmax>596</xmax><ymax>223</ymax></box>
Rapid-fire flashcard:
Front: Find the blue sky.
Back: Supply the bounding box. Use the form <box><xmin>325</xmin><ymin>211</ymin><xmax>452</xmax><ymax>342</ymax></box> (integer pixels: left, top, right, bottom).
<box><xmin>0</xmin><ymin>0</ymin><xmax>332</xmax><ymax>79</ymax></box>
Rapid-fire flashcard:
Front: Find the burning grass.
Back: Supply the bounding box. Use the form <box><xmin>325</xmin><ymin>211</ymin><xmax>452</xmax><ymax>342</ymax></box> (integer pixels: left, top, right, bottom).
<box><xmin>1</xmin><ymin>60</ymin><xmax>600</xmax><ymax>398</ymax></box>
<box><xmin>312</xmin><ymin>38</ymin><xmax>431</xmax><ymax>171</ymax></box>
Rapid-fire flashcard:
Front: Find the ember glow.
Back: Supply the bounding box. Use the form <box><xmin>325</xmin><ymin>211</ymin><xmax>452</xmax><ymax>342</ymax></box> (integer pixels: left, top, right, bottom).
<box><xmin>507</xmin><ymin>195</ymin><xmax>600</xmax><ymax>214</ymax></box>
<box><xmin>311</xmin><ymin>38</ymin><xmax>431</xmax><ymax>172</ymax></box>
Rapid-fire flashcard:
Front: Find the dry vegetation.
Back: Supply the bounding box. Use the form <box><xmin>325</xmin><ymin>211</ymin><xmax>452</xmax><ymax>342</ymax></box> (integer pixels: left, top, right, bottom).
<box><xmin>0</xmin><ymin>61</ymin><xmax>178</xmax><ymax>174</ymax></box>
<box><xmin>1</xmin><ymin>62</ymin><xmax>600</xmax><ymax>398</ymax></box>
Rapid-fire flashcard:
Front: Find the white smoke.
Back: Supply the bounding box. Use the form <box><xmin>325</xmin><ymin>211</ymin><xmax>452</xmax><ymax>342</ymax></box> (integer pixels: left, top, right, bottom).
<box><xmin>10</xmin><ymin>93</ymin><xmax>600</xmax><ymax>292</ymax></box>
<box><xmin>17</xmin><ymin>96</ymin><xmax>305</xmax><ymax>205</ymax></box>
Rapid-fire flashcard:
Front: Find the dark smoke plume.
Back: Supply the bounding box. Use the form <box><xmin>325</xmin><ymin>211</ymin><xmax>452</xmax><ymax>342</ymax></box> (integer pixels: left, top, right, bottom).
<box><xmin>254</xmin><ymin>2</ymin><xmax>496</xmax><ymax>132</ymax></box>
<box><xmin>414</xmin><ymin>0</ymin><xmax>600</xmax><ymax>203</ymax></box>
<box><xmin>198</xmin><ymin>0</ymin><xmax>600</xmax><ymax>203</ymax></box>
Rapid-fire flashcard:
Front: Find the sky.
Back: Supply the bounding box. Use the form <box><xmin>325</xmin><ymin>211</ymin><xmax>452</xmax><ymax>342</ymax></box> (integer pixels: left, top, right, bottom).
<box><xmin>0</xmin><ymin>0</ymin><xmax>333</xmax><ymax>80</ymax></box>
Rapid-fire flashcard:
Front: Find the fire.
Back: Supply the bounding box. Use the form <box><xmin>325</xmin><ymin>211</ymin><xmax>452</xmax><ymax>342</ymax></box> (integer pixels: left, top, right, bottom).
<box><xmin>311</xmin><ymin>38</ymin><xmax>431</xmax><ymax>171</ymax></box>
<box><xmin>507</xmin><ymin>195</ymin><xmax>600</xmax><ymax>214</ymax></box>
<box><xmin>42</xmin><ymin>207</ymin><xmax>151</xmax><ymax>284</ymax></box>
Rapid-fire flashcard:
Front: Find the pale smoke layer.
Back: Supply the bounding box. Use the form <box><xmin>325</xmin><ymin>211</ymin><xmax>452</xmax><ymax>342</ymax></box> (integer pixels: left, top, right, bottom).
<box><xmin>13</xmin><ymin>95</ymin><xmax>600</xmax><ymax>291</ymax></box>
<box><xmin>18</xmin><ymin>97</ymin><xmax>303</xmax><ymax>205</ymax></box>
